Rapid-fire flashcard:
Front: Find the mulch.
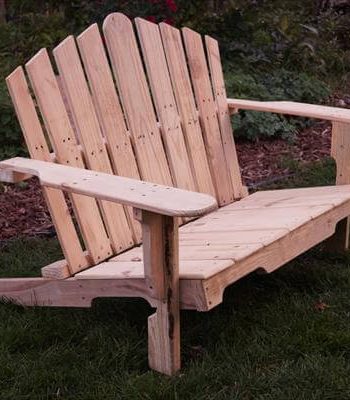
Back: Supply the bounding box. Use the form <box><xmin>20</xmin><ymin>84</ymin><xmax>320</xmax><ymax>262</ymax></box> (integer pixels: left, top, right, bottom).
<box><xmin>0</xmin><ymin>118</ymin><xmax>333</xmax><ymax>241</ymax></box>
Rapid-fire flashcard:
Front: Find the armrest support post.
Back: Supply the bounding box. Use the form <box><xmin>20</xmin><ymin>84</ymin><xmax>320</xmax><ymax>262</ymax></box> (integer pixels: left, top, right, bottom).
<box><xmin>327</xmin><ymin>121</ymin><xmax>350</xmax><ymax>251</ymax></box>
<box><xmin>134</xmin><ymin>208</ymin><xmax>180</xmax><ymax>375</ymax></box>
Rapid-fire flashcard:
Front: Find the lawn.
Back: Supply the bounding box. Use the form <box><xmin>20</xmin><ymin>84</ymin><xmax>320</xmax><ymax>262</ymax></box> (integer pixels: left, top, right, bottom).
<box><xmin>1</xmin><ymin>159</ymin><xmax>350</xmax><ymax>399</ymax></box>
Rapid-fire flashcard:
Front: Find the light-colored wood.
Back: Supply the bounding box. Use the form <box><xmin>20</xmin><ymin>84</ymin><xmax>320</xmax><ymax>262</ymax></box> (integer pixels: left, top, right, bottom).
<box><xmin>135</xmin><ymin>18</ymin><xmax>196</xmax><ymax>194</ymax></box>
<box><xmin>182</xmin><ymin>27</ymin><xmax>233</xmax><ymax>206</ymax></box>
<box><xmin>76</xmin><ymin>259</ymin><xmax>234</xmax><ymax>280</ymax></box>
<box><xmin>53</xmin><ymin>35</ymin><xmax>134</xmax><ymax>253</ymax></box>
<box><xmin>227</xmin><ymin>98</ymin><xmax>350</xmax><ymax>123</ymax></box>
<box><xmin>203</xmin><ymin>199</ymin><xmax>350</xmax><ymax>309</ymax></box>
<box><xmin>25</xmin><ymin>49</ymin><xmax>112</xmax><ymax>265</ymax></box>
<box><xmin>83</xmin><ymin>184</ymin><xmax>350</xmax><ymax>280</ymax></box>
<box><xmin>205</xmin><ymin>36</ymin><xmax>245</xmax><ymax>199</ymax></box>
<box><xmin>0</xmin><ymin>277</ymin><xmax>208</xmax><ymax>311</ymax></box>
<box><xmin>0</xmin><ymin>169</ymin><xmax>31</xmax><ymax>183</ymax></box>
<box><xmin>331</xmin><ymin>122</ymin><xmax>350</xmax><ymax>185</ymax></box>
<box><xmin>325</xmin><ymin>121</ymin><xmax>350</xmax><ymax>251</ymax></box>
<box><xmin>5</xmin><ymin>67</ymin><xmax>89</xmax><ymax>274</ymax></box>
<box><xmin>159</xmin><ymin>22</ymin><xmax>215</xmax><ymax>197</ymax></box>
<box><xmin>0</xmin><ymin>157</ymin><xmax>217</xmax><ymax>217</ymax></box>
<box><xmin>5</xmin><ymin>12</ymin><xmax>350</xmax><ymax>377</ymax></box>
<box><xmin>103</xmin><ymin>13</ymin><xmax>172</xmax><ymax>187</ymax></box>
<box><xmin>140</xmin><ymin>212</ymin><xmax>180</xmax><ymax>375</ymax></box>
<box><xmin>77</xmin><ymin>24</ymin><xmax>142</xmax><ymax>242</ymax></box>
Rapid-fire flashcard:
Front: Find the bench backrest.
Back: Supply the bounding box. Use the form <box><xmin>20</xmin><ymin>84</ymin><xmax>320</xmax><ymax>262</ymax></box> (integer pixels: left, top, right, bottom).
<box><xmin>6</xmin><ymin>13</ymin><xmax>244</xmax><ymax>275</ymax></box>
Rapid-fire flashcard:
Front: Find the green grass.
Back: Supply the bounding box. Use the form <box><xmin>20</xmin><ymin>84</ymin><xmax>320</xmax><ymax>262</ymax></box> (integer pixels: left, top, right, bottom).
<box><xmin>1</xmin><ymin>159</ymin><xmax>350</xmax><ymax>399</ymax></box>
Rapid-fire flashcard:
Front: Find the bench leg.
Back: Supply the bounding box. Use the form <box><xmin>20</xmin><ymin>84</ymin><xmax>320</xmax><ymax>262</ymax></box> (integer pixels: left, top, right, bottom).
<box><xmin>148</xmin><ymin>300</ymin><xmax>180</xmax><ymax>375</ymax></box>
<box><xmin>134</xmin><ymin>209</ymin><xmax>181</xmax><ymax>375</ymax></box>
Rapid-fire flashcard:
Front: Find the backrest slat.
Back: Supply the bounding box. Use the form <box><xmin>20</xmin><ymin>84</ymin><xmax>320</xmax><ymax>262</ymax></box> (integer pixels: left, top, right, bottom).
<box><xmin>182</xmin><ymin>28</ymin><xmax>233</xmax><ymax>206</ymax></box>
<box><xmin>159</xmin><ymin>23</ymin><xmax>215</xmax><ymax>198</ymax></box>
<box><xmin>25</xmin><ymin>49</ymin><xmax>113</xmax><ymax>264</ymax></box>
<box><xmin>6</xmin><ymin>67</ymin><xmax>89</xmax><ymax>274</ymax></box>
<box><xmin>205</xmin><ymin>36</ymin><xmax>245</xmax><ymax>199</ymax></box>
<box><xmin>53</xmin><ymin>36</ymin><xmax>134</xmax><ymax>252</ymax></box>
<box><xmin>135</xmin><ymin>18</ymin><xmax>196</xmax><ymax>192</ymax></box>
<box><xmin>77</xmin><ymin>24</ymin><xmax>141</xmax><ymax>242</ymax></box>
<box><xmin>103</xmin><ymin>13</ymin><xmax>172</xmax><ymax>186</ymax></box>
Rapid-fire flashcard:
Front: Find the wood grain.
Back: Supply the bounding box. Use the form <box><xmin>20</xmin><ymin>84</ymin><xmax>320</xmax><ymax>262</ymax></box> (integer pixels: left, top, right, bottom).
<box><xmin>77</xmin><ymin>23</ymin><xmax>142</xmax><ymax>242</ymax></box>
<box><xmin>6</xmin><ymin>67</ymin><xmax>89</xmax><ymax>274</ymax></box>
<box><xmin>25</xmin><ymin>49</ymin><xmax>112</xmax><ymax>265</ymax></box>
<box><xmin>159</xmin><ymin>22</ymin><xmax>215</xmax><ymax>197</ymax></box>
<box><xmin>205</xmin><ymin>36</ymin><xmax>245</xmax><ymax>199</ymax></box>
<box><xmin>53</xmin><ymin>35</ymin><xmax>134</xmax><ymax>253</ymax></box>
<box><xmin>182</xmin><ymin>27</ymin><xmax>233</xmax><ymax>205</ymax></box>
<box><xmin>103</xmin><ymin>13</ymin><xmax>172</xmax><ymax>186</ymax></box>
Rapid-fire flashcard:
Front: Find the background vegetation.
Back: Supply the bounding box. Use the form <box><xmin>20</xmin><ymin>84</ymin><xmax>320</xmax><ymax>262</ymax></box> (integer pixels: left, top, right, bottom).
<box><xmin>0</xmin><ymin>0</ymin><xmax>350</xmax><ymax>158</ymax></box>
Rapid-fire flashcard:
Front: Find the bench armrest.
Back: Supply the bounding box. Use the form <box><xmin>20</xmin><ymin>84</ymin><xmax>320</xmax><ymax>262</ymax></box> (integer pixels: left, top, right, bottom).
<box><xmin>227</xmin><ymin>99</ymin><xmax>350</xmax><ymax>123</ymax></box>
<box><xmin>0</xmin><ymin>157</ymin><xmax>217</xmax><ymax>217</ymax></box>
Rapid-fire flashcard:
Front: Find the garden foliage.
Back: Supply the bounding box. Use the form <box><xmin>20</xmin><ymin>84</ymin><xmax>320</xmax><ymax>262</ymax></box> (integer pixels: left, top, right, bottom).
<box><xmin>0</xmin><ymin>0</ymin><xmax>349</xmax><ymax>157</ymax></box>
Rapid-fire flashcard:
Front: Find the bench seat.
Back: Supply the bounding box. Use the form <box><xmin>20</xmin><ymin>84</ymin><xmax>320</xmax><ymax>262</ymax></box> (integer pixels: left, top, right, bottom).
<box><xmin>76</xmin><ymin>185</ymin><xmax>350</xmax><ymax>280</ymax></box>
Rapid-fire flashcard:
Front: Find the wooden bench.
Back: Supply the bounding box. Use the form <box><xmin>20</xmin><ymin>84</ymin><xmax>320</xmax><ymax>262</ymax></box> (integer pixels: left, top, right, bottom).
<box><xmin>1</xmin><ymin>12</ymin><xmax>350</xmax><ymax>375</ymax></box>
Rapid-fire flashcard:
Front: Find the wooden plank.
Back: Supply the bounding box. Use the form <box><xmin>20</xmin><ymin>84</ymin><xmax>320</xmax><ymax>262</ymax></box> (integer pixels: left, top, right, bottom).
<box><xmin>0</xmin><ymin>277</ymin><xmax>209</xmax><ymax>311</ymax></box>
<box><xmin>0</xmin><ymin>158</ymin><xmax>218</xmax><ymax>217</ymax></box>
<box><xmin>135</xmin><ymin>211</ymin><xmax>180</xmax><ymax>375</ymax></box>
<box><xmin>53</xmin><ymin>35</ymin><xmax>134</xmax><ymax>253</ymax></box>
<box><xmin>75</xmin><ymin>259</ymin><xmax>233</xmax><ymax>280</ymax></box>
<box><xmin>331</xmin><ymin>122</ymin><xmax>350</xmax><ymax>185</ymax></box>
<box><xmin>159</xmin><ymin>22</ymin><xmax>215</xmax><ymax>197</ymax></box>
<box><xmin>5</xmin><ymin>67</ymin><xmax>89</xmax><ymax>274</ymax></box>
<box><xmin>227</xmin><ymin>99</ymin><xmax>350</xmax><ymax>123</ymax></box>
<box><xmin>182</xmin><ymin>205</ymin><xmax>332</xmax><ymax>233</ymax></box>
<box><xmin>325</xmin><ymin>121</ymin><xmax>350</xmax><ymax>251</ymax></box>
<box><xmin>205</xmin><ymin>36</ymin><xmax>245</xmax><ymax>199</ymax></box>
<box><xmin>77</xmin><ymin>23</ymin><xmax>141</xmax><ymax>242</ymax></box>
<box><xmin>204</xmin><ymin>199</ymin><xmax>350</xmax><ymax>309</ymax></box>
<box><xmin>179</xmin><ymin>229</ymin><xmax>288</xmax><ymax>246</ymax></box>
<box><xmin>135</xmin><ymin>18</ymin><xmax>196</xmax><ymax>193</ymax></box>
<box><xmin>116</xmin><ymin>242</ymin><xmax>261</xmax><ymax>262</ymax></box>
<box><xmin>182</xmin><ymin>27</ymin><xmax>233</xmax><ymax>206</ymax></box>
<box><xmin>103</xmin><ymin>13</ymin><xmax>172</xmax><ymax>187</ymax></box>
<box><xmin>25</xmin><ymin>49</ymin><xmax>112</xmax><ymax>264</ymax></box>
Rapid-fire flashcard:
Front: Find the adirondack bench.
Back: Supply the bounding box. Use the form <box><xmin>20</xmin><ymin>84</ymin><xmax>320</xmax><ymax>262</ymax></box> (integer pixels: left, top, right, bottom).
<box><xmin>1</xmin><ymin>13</ymin><xmax>350</xmax><ymax>375</ymax></box>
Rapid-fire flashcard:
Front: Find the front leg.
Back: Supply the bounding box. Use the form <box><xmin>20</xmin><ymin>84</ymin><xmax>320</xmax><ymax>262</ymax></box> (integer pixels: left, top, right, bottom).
<box><xmin>325</xmin><ymin>121</ymin><xmax>350</xmax><ymax>252</ymax></box>
<box><xmin>134</xmin><ymin>209</ymin><xmax>180</xmax><ymax>375</ymax></box>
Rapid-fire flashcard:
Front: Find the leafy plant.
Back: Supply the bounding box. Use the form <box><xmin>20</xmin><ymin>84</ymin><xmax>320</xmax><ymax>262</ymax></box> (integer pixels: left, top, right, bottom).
<box><xmin>226</xmin><ymin>68</ymin><xmax>330</xmax><ymax>140</ymax></box>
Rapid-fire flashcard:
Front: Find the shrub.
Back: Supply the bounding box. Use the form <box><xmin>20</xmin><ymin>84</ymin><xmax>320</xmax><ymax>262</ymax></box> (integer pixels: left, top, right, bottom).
<box><xmin>225</xmin><ymin>68</ymin><xmax>330</xmax><ymax>140</ymax></box>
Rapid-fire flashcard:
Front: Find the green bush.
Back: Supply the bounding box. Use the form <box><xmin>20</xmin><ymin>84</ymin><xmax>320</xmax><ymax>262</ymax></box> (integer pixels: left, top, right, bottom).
<box><xmin>225</xmin><ymin>68</ymin><xmax>330</xmax><ymax>140</ymax></box>
<box><xmin>0</xmin><ymin>0</ymin><xmax>345</xmax><ymax>157</ymax></box>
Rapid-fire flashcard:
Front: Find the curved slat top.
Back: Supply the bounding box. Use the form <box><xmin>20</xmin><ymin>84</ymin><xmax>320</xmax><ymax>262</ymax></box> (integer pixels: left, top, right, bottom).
<box><xmin>182</xmin><ymin>27</ymin><xmax>234</xmax><ymax>206</ymax></box>
<box><xmin>205</xmin><ymin>35</ymin><xmax>245</xmax><ymax>199</ymax></box>
<box><xmin>135</xmin><ymin>17</ymin><xmax>196</xmax><ymax>192</ymax></box>
<box><xmin>77</xmin><ymin>23</ymin><xmax>142</xmax><ymax>242</ymax></box>
<box><xmin>53</xmin><ymin>35</ymin><xmax>134</xmax><ymax>252</ymax></box>
<box><xmin>103</xmin><ymin>13</ymin><xmax>173</xmax><ymax>186</ymax></box>
<box><xmin>25</xmin><ymin>48</ymin><xmax>113</xmax><ymax>264</ymax></box>
<box><xmin>159</xmin><ymin>22</ymin><xmax>216</xmax><ymax>198</ymax></box>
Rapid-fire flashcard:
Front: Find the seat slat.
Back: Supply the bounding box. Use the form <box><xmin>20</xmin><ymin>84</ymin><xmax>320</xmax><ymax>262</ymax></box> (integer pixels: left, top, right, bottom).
<box><xmin>135</xmin><ymin>18</ymin><xmax>196</xmax><ymax>192</ymax></box>
<box><xmin>182</xmin><ymin>27</ymin><xmax>234</xmax><ymax>206</ymax></box>
<box><xmin>159</xmin><ymin>22</ymin><xmax>215</xmax><ymax>197</ymax></box>
<box><xmin>103</xmin><ymin>13</ymin><xmax>172</xmax><ymax>186</ymax></box>
<box><xmin>205</xmin><ymin>36</ymin><xmax>245</xmax><ymax>199</ymax></box>
<box><xmin>77</xmin><ymin>24</ymin><xmax>142</xmax><ymax>242</ymax></box>
<box><xmin>6</xmin><ymin>67</ymin><xmax>89</xmax><ymax>274</ymax></box>
<box><xmin>53</xmin><ymin>36</ymin><xmax>134</xmax><ymax>253</ymax></box>
<box><xmin>76</xmin><ymin>259</ymin><xmax>234</xmax><ymax>280</ymax></box>
<box><xmin>86</xmin><ymin>185</ymin><xmax>350</xmax><ymax>281</ymax></box>
<box><xmin>25</xmin><ymin>49</ymin><xmax>113</xmax><ymax>264</ymax></box>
